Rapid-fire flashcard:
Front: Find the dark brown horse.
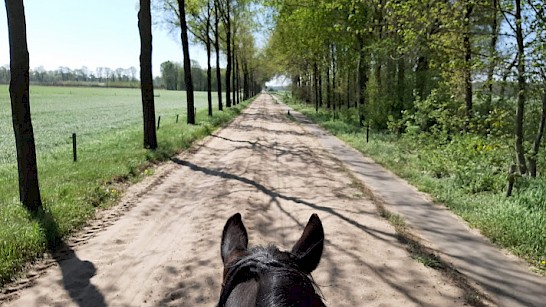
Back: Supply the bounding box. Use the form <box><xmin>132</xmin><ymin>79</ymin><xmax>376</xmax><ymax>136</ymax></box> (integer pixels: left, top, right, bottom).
<box><xmin>218</xmin><ymin>213</ymin><xmax>326</xmax><ymax>307</ymax></box>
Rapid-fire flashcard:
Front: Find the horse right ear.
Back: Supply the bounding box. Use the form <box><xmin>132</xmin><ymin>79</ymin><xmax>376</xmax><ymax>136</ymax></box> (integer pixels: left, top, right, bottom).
<box><xmin>221</xmin><ymin>213</ymin><xmax>248</xmax><ymax>264</ymax></box>
<box><xmin>291</xmin><ymin>214</ymin><xmax>324</xmax><ymax>274</ymax></box>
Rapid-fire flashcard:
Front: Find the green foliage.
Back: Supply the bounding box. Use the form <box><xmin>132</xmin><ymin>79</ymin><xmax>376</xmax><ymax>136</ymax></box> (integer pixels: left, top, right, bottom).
<box><xmin>287</xmin><ymin>98</ymin><xmax>546</xmax><ymax>272</ymax></box>
<box><xmin>0</xmin><ymin>86</ymin><xmax>250</xmax><ymax>285</ymax></box>
<box><xmin>386</xmin><ymin>88</ymin><xmax>462</xmax><ymax>136</ymax></box>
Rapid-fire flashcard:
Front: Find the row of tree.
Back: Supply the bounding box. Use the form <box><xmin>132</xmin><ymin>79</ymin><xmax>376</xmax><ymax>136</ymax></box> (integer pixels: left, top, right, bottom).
<box><xmin>4</xmin><ymin>0</ymin><xmax>269</xmax><ymax>212</ymax></box>
<box><xmin>0</xmin><ymin>65</ymin><xmax>139</xmax><ymax>86</ymax></box>
<box><xmin>159</xmin><ymin>60</ymin><xmax>224</xmax><ymax>91</ymax></box>
<box><xmin>0</xmin><ymin>61</ymin><xmax>231</xmax><ymax>91</ymax></box>
<box><xmin>153</xmin><ymin>0</ymin><xmax>270</xmax><ymax>114</ymax></box>
<box><xmin>265</xmin><ymin>0</ymin><xmax>546</xmax><ymax>177</ymax></box>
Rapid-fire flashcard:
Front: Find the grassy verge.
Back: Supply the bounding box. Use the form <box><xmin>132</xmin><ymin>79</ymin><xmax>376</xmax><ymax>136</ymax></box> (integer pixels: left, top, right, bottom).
<box><xmin>280</xmin><ymin>94</ymin><xmax>546</xmax><ymax>274</ymax></box>
<box><xmin>0</xmin><ymin>95</ymin><xmax>251</xmax><ymax>286</ymax></box>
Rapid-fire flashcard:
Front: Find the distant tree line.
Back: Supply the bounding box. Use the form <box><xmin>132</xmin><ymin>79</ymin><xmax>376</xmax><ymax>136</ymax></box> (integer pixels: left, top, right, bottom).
<box><xmin>0</xmin><ymin>62</ymin><xmax>232</xmax><ymax>92</ymax></box>
<box><xmin>0</xmin><ymin>65</ymin><xmax>139</xmax><ymax>87</ymax></box>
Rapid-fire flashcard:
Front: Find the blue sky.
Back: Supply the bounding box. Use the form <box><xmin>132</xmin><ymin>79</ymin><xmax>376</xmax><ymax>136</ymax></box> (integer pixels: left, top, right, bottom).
<box><xmin>0</xmin><ymin>0</ymin><xmax>210</xmax><ymax>77</ymax></box>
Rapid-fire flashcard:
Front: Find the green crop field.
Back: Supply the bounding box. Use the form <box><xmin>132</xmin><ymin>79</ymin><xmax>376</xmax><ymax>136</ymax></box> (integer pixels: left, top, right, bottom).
<box><xmin>0</xmin><ymin>85</ymin><xmax>242</xmax><ymax>285</ymax></box>
<box><xmin>0</xmin><ymin>86</ymin><xmax>221</xmax><ymax>164</ymax></box>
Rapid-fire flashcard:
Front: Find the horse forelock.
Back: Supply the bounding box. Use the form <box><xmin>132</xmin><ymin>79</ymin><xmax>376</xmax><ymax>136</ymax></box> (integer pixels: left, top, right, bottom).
<box><xmin>219</xmin><ymin>246</ymin><xmax>325</xmax><ymax>307</ymax></box>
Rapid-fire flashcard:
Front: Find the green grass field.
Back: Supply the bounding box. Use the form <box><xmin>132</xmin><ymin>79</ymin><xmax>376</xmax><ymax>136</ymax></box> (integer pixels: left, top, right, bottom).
<box><xmin>0</xmin><ymin>85</ymin><xmax>243</xmax><ymax>285</ymax></box>
<box><xmin>0</xmin><ymin>86</ymin><xmax>223</xmax><ymax>164</ymax></box>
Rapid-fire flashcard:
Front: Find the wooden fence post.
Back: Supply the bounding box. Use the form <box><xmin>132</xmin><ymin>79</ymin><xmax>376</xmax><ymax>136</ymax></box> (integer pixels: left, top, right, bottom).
<box><xmin>72</xmin><ymin>133</ymin><xmax>77</xmax><ymax>162</ymax></box>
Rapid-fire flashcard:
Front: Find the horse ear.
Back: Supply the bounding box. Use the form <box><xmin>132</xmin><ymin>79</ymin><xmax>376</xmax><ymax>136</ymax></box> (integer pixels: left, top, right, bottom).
<box><xmin>291</xmin><ymin>214</ymin><xmax>324</xmax><ymax>274</ymax></box>
<box><xmin>221</xmin><ymin>213</ymin><xmax>248</xmax><ymax>264</ymax></box>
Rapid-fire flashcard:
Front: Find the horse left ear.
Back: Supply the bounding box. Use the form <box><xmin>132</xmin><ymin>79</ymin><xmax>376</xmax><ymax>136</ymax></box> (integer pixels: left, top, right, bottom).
<box><xmin>221</xmin><ymin>213</ymin><xmax>249</xmax><ymax>264</ymax></box>
<box><xmin>291</xmin><ymin>214</ymin><xmax>324</xmax><ymax>274</ymax></box>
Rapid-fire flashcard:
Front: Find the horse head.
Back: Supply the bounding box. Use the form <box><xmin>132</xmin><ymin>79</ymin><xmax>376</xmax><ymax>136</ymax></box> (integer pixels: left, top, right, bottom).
<box><xmin>218</xmin><ymin>213</ymin><xmax>326</xmax><ymax>307</ymax></box>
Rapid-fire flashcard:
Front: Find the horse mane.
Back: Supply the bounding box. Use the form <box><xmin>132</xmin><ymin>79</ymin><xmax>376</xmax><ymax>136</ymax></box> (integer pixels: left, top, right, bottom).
<box><xmin>218</xmin><ymin>246</ymin><xmax>325</xmax><ymax>307</ymax></box>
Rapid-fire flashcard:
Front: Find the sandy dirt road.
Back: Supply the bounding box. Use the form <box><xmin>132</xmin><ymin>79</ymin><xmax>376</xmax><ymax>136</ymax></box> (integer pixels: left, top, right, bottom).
<box><xmin>2</xmin><ymin>94</ymin><xmax>466</xmax><ymax>306</ymax></box>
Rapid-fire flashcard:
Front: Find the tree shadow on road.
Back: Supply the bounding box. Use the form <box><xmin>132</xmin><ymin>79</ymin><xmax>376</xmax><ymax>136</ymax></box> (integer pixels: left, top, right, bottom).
<box><xmin>31</xmin><ymin>209</ymin><xmax>106</xmax><ymax>307</ymax></box>
<box><xmin>170</xmin><ymin>158</ymin><xmax>441</xmax><ymax>305</ymax></box>
<box><xmin>171</xmin><ymin>158</ymin><xmax>397</xmax><ymax>243</ymax></box>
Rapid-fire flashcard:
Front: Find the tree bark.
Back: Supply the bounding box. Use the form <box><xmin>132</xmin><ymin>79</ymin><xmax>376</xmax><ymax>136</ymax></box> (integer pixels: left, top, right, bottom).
<box><xmin>463</xmin><ymin>0</ymin><xmax>473</xmax><ymax>129</ymax></box>
<box><xmin>357</xmin><ymin>35</ymin><xmax>368</xmax><ymax>109</ymax></box>
<box><xmin>318</xmin><ymin>67</ymin><xmax>323</xmax><ymax>107</ymax></box>
<box><xmin>485</xmin><ymin>0</ymin><xmax>498</xmax><ymax>116</ymax></box>
<box><xmin>178</xmin><ymin>0</ymin><xmax>195</xmax><ymax>124</ymax></box>
<box><xmin>514</xmin><ymin>0</ymin><xmax>527</xmax><ymax>174</ymax></box>
<box><xmin>138</xmin><ymin>0</ymin><xmax>158</xmax><ymax>149</ymax></box>
<box><xmin>313</xmin><ymin>62</ymin><xmax>319</xmax><ymax>112</ymax></box>
<box><xmin>332</xmin><ymin>45</ymin><xmax>337</xmax><ymax>112</ymax></box>
<box><xmin>233</xmin><ymin>50</ymin><xmax>239</xmax><ymax>105</ymax></box>
<box><xmin>5</xmin><ymin>0</ymin><xmax>43</xmax><ymax>211</ymax></box>
<box><xmin>529</xmin><ymin>86</ymin><xmax>546</xmax><ymax>177</ymax></box>
<box><xmin>415</xmin><ymin>56</ymin><xmax>429</xmax><ymax>100</ymax></box>
<box><xmin>214</xmin><ymin>0</ymin><xmax>222</xmax><ymax>111</ymax></box>
<box><xmin>225</xmin><ymin>0</ymin><xmax>232</xmax><ymax>108</ymax></box>
<box><xmin>206</xmin><ymin>1</ymin><xmax>212</xmax><ymax>116</ymax></box>
<box><xmin>243</xmin><ymin>60</ymin><xmax>249</xmax><ymax>100</ymax></box>
<box><xmin>346</xmin><ymin>69</ymin><xmax>351</xmax><ymax>109</ymax></box>
<box><xmin>326</xmin><ymin>64</ymin><xmax>331</xmax><ymax>109</ymax></box>
<box><xmin>396</xmin><ymin>56</ymin><xmax>405</xmax><ymax>110</ymax></box>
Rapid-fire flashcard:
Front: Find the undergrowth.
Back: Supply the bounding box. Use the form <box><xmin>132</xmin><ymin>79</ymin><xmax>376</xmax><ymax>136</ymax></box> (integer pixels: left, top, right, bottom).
<box><xmin>281</xmin><ymin>93</ymin><xmax>546</xmax><ymax>273</ymax></box>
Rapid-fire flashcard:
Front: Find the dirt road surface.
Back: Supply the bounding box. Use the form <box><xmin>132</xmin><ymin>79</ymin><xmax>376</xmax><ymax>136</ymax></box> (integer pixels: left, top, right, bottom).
<box><xmin>2</xmin><ymin>94</ymin><xmax>466</xmax><ymax>306</ymax></box>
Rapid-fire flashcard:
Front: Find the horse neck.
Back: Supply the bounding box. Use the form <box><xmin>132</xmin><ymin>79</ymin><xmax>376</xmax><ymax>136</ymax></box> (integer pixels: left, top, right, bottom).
<box><xmin>223</xmin><ymin>270</ymin><xmax>325</xmax><ymax>307</ymax></box>
<box><xmin>219</xmin><ymin>247</ymin><xmax>325</xmax><ymax>307</ymax></box>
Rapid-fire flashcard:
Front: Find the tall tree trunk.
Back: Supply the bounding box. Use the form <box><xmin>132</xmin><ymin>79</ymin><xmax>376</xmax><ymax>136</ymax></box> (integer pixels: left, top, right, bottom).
<box><xmin>326</xmin><ymin>64</ymin><xmax>331</xmax><ymax>109</ymax></box>
<box><xmin>206</xmin><ymin>1</ymin><xmax>212</xmax><ymax>116</ymax></box>
<box><xmin>237</xmin><ymin>58</ymin><xmax>240</xmax><ymax>103</ymax></box>
<box><xmin>178</xmin><ymin>0</ymin><xmax>195</xmax><ymax>124</ymax></box>
<box><xmin>415</xmin><ymin>56</ymin><xmax>429</xmax><ymax>100</ymax></box>
<box><xmin>332</xmin><ymin>45</ymin><xmax>337</xmax><ymax>112</ymax></box>
<box><xmin>529</xmin><ymin>86</ymin><xmax>546</xmax><ymax>177</ymax></box>
<box><xmin>293</xmin><ymin>74</ymin><xmax>300</xmax><ymax>99</ymax></box>
<box><xmin>138</xmin><ymin>0</ymin><xmax>158</xmax><ymax>149</ymax></box>
<box><xmin>214</xmin><ymin>0</ymin><xmax>222</xmax><ymax>111</ymax></box>
<box><xmin>5</xmin><ymin>0</ymin><xmax>42</xmax><ymax>211</ymax></box>
<box><xmin>485</xmin><ymin>0</ymin><xmax>498</xmax><ymax>116</ymax></box>
<box><xmin>345</xmin><ymin>69</ymin><xmax>351</xmax><ymax>110</ymax></box>
<box><xmin>242</xmin><ymin>61</ymin><xmax>248</xmax><ymax>100</ymax></box>
<box><xmin>313</xmin><ymin>62</ymin><xmax>319</xmax><ymax>112</ymax></box>
<box><xmin>396</xmin><ymin>56</ymin><xmax>405</xmax><ymax>111</ymax></box>
<box><xmin>249</xmin><ymin>70</ymin><xmax>253</xmax><ymax>97</ymax></box>
<box><xmin>357</xmin><ymin>35</ymin><xmax>368</xmax><ymax>109</ymax></box>
<box><xmin>318</xmin><ymin>67</ymin><xmax>323</xmax><ymax>107</ymax></box>
<box><xmin>231</xmin><ymin>48</ymin><xmax>236</xmax><ymax>105</ymax></box>
<box><xmin>374</xmin><ymin>1</ymin><xmax>384</xmax><ymax>95</ymax></box>
<box><xmin>463</xmin><ymin>0</ymin><xmax>473</xmax><ymax>129</ymax></box>
<box><xmin>514</xmin><ymin>0</ymin><xmax>527</xmax><ymax>174</ymax></box>
<box><xmin>234</xmin><ymin>51</ymin><xmax>241</xmax><ymax>104</ymax></box>
<box><xmin>225</xmin><ymin>0</ymin><xmax>232</xmax><ymax>108</ymax></box>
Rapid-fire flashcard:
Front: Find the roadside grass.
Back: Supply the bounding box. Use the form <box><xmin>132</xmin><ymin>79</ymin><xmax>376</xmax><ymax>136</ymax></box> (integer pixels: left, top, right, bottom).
<box><xmin>0</xmin><ymin>85</ymin><xmax>248</xmax><ymax>285</ymax></box>
<box><xmin>336</xmin><ymin>147</ymin><xmax>491</xmax><ymax>307</ymax></box>
<box><xmin>280</xmin><ymin>94</ymin><xmax>546</xmax><ymax>274</ymax></box>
